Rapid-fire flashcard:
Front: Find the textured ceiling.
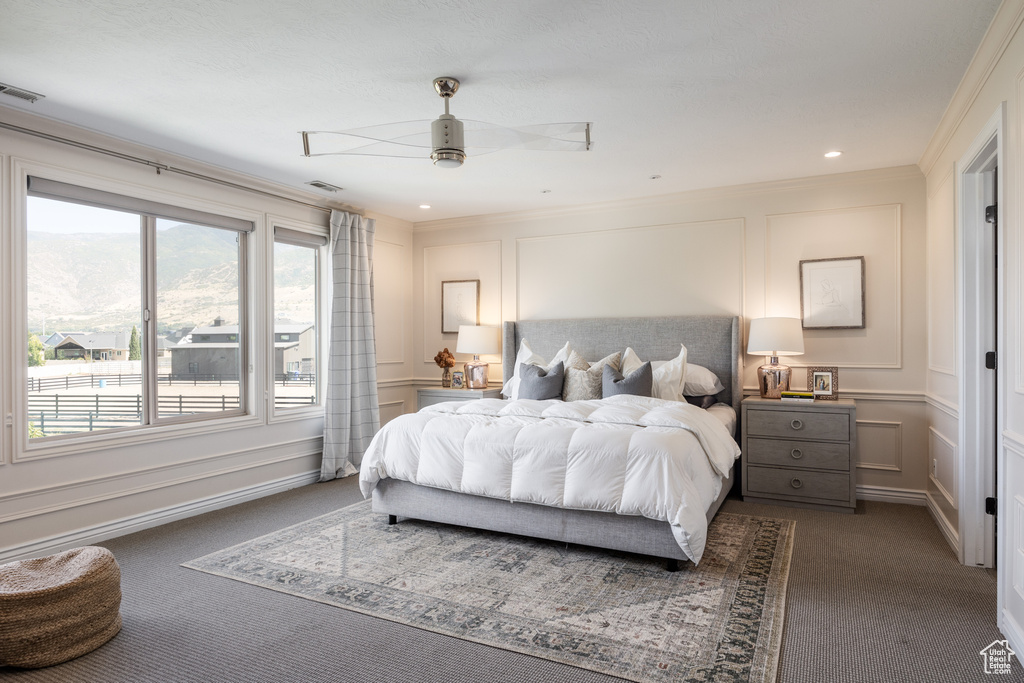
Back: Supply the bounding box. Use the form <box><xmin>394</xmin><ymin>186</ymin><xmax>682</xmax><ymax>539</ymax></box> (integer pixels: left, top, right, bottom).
<box><xmin>0</xmin><ymin>0</ymin><xmax>1002</xmax><ymax>222</ymax></box>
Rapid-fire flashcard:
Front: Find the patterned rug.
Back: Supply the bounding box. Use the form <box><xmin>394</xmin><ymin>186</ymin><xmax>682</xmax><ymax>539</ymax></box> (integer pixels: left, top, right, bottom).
<box><xmin>184</xmin><ymin>500</ymin><xmax>794</xmax><ymax>682</ymax></box>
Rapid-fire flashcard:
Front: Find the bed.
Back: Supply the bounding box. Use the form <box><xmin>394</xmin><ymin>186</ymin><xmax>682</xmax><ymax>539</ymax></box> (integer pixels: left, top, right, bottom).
<box><xmin>362</xmin><ymin>315</ymin><xmax>742</xmax><ymax>569</ymax></box>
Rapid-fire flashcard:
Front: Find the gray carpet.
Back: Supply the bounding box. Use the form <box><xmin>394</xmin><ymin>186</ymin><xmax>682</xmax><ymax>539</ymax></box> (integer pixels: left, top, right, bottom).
<box><xmin>1</xmin><ymin>477</ymin><xmax>1021</xmax><ymax>682</ymax></box>
<box><xmin>184</xmin><ymin>501</ymin><xmax>792</xmax><ymax>682</ymax></box>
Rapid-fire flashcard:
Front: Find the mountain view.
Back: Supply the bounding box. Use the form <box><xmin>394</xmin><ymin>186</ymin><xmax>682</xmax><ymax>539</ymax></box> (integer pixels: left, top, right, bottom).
<box><xmin>27</xmin><ymin>223</ymin><xmax>316</xmax><ymax>334</ymax></box>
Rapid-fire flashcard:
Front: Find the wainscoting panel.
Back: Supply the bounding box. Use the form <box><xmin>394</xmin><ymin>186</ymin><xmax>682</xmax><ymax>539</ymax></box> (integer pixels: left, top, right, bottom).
<box><xmin>422</xmin><ymin>241</ymin><xmax>502</xmax><ymax>366</ymax></box>
<box><xmin>929</xmin><ymin>426</ymin><xmax>958</xmax><ymax>508</ymax></box>
<box><xmin>516</xmin><ymin>219</ymin><xmax>744</xmax><ymax>321</ymax></box>
<box><xmin>765</xmin><ymin>204</ymin><xmax>901</xmax><ymax>369</ymax></box>
<box><xmin>926</xmin><ymin>168</ymin><xmax>957</xmax><ymax>376</ymax></box>
<box><xmin>379</xmin><ymin>400</ymin><xmax>405</xmax><ymax>426</ymax></box>
<box><xmin>374</xmin><ymin>240</ymin><xmax>406</xmax><ymax>365</ymax></box>
<box><xmin>1016</xmin><ymin>495</ymin><xmax>1024</xmax><ymax>600</ymax></box>
<box><xmin>856</xmin><ymin>420</ymin><xmax>902</xmax><ymax>471</ymax></box>
<box><xmin>0</xmin><ymin>468</ymin><xmax>320</xmax><ymax>564</ymax></box>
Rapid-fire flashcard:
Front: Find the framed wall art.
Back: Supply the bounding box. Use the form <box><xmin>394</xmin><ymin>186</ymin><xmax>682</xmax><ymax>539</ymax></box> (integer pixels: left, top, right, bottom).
<box><xmin>799</xmin><ymin>256</ymin><xmax>865</xmax><ymax>329</ymax></box>
<box><xmin>807</xmin><ymin>366</ymin><xmax>839</xmax><ymax>400</ymax></box>
<box><xmin>441</xmin><ymin>280</ymin><xmax>480</xmax><ymax>334</ymax></box>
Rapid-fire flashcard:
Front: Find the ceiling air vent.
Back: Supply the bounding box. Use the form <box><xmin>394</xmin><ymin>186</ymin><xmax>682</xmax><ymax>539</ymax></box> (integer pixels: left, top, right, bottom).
<box><xmin>0</xmin><ymin>82</ymin><xmax>45</xmax><ymax>103</ymax></box>
<box><xmin>306</xmin><ymin>180</ymin><xmax>343</xmax><ymax>192</ymax></box>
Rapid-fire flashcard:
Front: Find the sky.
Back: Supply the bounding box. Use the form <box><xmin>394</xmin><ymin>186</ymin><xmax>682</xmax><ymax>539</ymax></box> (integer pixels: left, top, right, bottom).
<box><xmin>28</xmin><ymin>196</ymin><xmax>140</xmax><ymax>234</ymax></box>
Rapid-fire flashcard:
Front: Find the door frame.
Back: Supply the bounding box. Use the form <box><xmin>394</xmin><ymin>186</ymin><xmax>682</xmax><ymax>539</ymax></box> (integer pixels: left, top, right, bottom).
<box><xmin>956</xmin><ymin>103</ymin><xmax>1004</xmax><ymax>571</ymax></box>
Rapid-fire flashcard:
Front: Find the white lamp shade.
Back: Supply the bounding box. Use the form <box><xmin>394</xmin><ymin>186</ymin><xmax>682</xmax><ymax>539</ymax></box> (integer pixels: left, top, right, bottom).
<box><xmin>747</xmin><ymin>317</ymin><xmax>805</xmax><ymax>356</ymax></box>
<box><xmin>456</xmin><ymin>325</ymin><xmax>501</xmax><ymax>355</ymax></box>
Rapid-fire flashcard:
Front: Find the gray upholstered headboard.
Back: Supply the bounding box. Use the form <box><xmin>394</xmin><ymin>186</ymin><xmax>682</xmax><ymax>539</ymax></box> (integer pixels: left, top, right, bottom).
<box><xmin>502</xmin><ymin>315</ymin><xmax>743</xmax><ymax>415</ymax></box>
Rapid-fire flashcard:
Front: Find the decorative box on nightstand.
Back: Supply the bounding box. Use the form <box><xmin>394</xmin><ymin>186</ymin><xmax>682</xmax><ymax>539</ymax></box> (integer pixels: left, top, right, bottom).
<box><xmin>741</xmin><ymin>396</ymin><xmax>857</xmax><ymax>513</ymax></box>
<box><xmin>416</xmin><ymin>387</ymin><xmax>502</xmax><ymax>410</ymax></box>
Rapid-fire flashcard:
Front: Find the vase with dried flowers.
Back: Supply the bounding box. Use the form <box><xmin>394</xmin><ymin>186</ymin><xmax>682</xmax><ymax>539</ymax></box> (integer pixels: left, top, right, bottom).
<box><xmin>434</xmin><ymin>348</ymin><xmax>455</xmax><ymax>387</ymax></box>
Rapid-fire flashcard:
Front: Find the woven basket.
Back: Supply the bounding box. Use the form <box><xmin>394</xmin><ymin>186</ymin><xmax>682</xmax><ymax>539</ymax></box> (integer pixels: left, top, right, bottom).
<box><xmin>0</xmin><ymin>546</ymin><xmax>122</xmax><ymax>669</ymax></box>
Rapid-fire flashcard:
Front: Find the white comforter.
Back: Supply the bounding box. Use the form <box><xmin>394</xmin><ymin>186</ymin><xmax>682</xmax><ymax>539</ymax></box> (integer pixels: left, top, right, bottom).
<box><xmin>358</xmin><ymin>394</ymin><xmax>741</xmax><ymax>564</ymax></box>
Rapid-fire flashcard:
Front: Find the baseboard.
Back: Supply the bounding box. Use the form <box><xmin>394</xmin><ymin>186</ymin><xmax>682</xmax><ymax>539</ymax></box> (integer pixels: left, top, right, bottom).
<box><xmin>925</xmin><ymin>490</ymin><xmax>961</xmax><ymax>555</ymax></box>
<box><xmin>855</xmin><ymin>484</ymin><xmax>927</xmax><ymax>506</ymax></box>
<box><xmin>1001</xmin><ymin>608</ymin><xmax>1024</xmax><ymax>660</ymax></box>
<box><xmin>0</xmin><ymin>469</ymin><xmax>320</xmax><ymax>564</ymax></box>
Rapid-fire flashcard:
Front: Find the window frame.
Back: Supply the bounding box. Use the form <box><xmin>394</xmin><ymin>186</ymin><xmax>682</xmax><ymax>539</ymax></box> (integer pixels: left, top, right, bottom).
<box><xmin>13</xmin><ymin>162</ymin><xmax>264</xmax><ymax>460</ymax></box>
<box><xmin>268</xmin><ymin>217</ymin><xmax>329</xmax><ymax>421</ymax></box>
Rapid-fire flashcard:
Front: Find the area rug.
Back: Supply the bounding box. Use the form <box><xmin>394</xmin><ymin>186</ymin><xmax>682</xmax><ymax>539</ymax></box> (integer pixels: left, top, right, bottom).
<box><xmin>184</xmin><ymin>501</ymin><xmax>794</xmax><ymax>682</ymax></box>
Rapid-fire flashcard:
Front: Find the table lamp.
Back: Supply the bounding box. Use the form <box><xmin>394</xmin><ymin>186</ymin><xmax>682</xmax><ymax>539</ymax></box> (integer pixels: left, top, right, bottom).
<box><xmin>747</xmin><ymin>317</ymin><xmax>805</xmax><ymax>399</ymax></box>
<box><xmin>456</xmin><ymin>325</ymin><xmax>500</xmax><ymax>389</ymax></box>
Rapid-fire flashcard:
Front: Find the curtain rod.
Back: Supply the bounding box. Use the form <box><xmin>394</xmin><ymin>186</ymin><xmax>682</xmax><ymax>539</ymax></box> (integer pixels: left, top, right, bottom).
<box><xmin>0</xmin><ymin>120</ymin><xmax>359</xmax><ymax>216</ymax></box>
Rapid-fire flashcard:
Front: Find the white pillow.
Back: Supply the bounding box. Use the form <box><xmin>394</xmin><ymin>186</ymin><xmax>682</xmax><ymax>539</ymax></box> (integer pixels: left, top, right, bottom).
<box><xmin>684</xmin><ymin>363</ymin><xmax>725</xmax><ymax>396</ymax></box>
<box><xmin>622</xmin><ymin>344</ymin><xmax>687</xmax><ymax>402</ymax></box>
<box><xmin>501</xmin><ymin>339</ymin><xmax>573</xmax><ymax>400</ymax></box>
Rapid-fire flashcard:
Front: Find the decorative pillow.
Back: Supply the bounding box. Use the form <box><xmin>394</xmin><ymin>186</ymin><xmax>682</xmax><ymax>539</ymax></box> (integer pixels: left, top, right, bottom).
<box><xmin>518</xmin><ymin>362</ymin><xmax>564</xmax><ymax>400</ymax></box>
<box><xmin>562</xmin><ymin>351</ymin><xmax>621</xmax><ymax>401</ymax></box>
<box><xmin>683</xmin><ymin>363</ymin><xmax>725</xmax><ymax>396</ymax></box>
<box><xmin>621</xmin><ymin>344</ymin><xmax>688</xmax><ymax>402</ymax></box>
<box><xmin>603</xmin><ymin>362</ymin><xmax>653</xmax><ymax>398</ymax></box>
<box><xmin>501</xmin><ymin>339</ymin><xmax>573</xmax><ymax>400</ymax></box>
<box><xmin>684</xmin><ymin>394</ymin><xmax>719</xmax><ymax>409</ymax></box>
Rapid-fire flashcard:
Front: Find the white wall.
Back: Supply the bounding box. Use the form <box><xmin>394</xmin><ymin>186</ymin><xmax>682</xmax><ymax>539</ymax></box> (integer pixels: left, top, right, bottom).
<box><xmin>413</xmin><ymin>165</ymin><xmax>929</xmax><ymax>498</ymax></box>
<box><xmin>918</xmin><ymin>0</ymin><xmax>1024</xmax><ymax>652</ymax></box>
<box><xmin>0</xmin><ymin>106</ymin><xmax>414</xmax><ymax>561</ymax></box>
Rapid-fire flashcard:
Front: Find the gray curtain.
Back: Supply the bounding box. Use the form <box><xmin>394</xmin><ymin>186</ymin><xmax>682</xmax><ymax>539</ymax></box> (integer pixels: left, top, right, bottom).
<box><xmin>320</xmin><ymin>210</ymin><xmax>380</xmax><ymax>481</ymax></box>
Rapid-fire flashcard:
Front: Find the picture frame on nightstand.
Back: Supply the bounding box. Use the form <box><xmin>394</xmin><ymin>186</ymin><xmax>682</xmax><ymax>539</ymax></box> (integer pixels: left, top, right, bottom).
<box><xmin>807</xmin><ymin>366</ymin><xmax>838</xmax><ymax>400</ymax></box>
<box><xmin>451</xmin><ymin>371</ymin><xmax>464</xmax><ymax>389</ymax></box>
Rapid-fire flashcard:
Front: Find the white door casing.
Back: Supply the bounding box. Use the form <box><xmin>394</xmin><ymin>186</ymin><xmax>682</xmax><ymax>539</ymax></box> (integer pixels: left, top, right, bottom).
<box><xmin>957</xmin><ymin>103</ymin><xmax>1024</xmax><ymax>654</ymax></box>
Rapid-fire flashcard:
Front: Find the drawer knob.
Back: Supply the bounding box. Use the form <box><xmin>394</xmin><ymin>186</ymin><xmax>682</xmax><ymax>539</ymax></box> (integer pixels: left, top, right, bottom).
<box><xmin>791</xmin><ymin>448</ymin><xmax>803</xmax><ymax>459</ymax></box>
<box><xmin>791</xmin><ymin>478</ymin><xmax>803</xmax><ymax>489</ymax></box>
<box><xmin>790</xmin><ymin>419</ymin><xmax>803</xmax><ymax>430</ymax></box>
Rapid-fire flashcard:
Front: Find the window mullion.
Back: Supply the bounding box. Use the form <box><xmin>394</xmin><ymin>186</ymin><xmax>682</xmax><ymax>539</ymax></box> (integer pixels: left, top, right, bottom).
<box><xmin>141</xmin><ymin>216</ymin><xmax>159</xmax><ymax>425</ymax></box>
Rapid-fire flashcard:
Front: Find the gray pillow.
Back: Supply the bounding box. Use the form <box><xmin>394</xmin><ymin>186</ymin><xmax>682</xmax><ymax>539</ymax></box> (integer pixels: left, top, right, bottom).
<box><xmin>518</xmin><ymin>361</ymin><xmax>564</xmax><ymax>400</ymax></box>
<box><xmin>603</xmin><ymin>362</ymin><xmax>653</xmax><ymax>398</ymax></box>
<box><xmin>685</xmin><ymin>394</ymin><xmax>719</xmax><ymax>409</ymax></box>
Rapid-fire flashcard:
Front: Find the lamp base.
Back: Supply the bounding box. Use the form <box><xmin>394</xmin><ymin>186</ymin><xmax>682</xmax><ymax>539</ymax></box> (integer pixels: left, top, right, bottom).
<box><xmin>464</xmin><ymin>358</ymin><xmax>489</xmax><ymax>389</ymax></box>
<box><xmin>757</xmin><ymin>358</ymin><xmax>792</xmax><ymax>399</ymax></box>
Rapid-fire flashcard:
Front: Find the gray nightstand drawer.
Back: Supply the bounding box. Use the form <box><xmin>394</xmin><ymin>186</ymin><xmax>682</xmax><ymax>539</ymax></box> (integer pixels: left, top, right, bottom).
<box><xmin>746</xmin><ymin>465</ymin><xmax>851</xmax><ymax>503</ymax></box>
<box><xmin>745</xmin><ymin>437</ymin><xmax>850</xmax><ymax>471</ymax></box>
<box><xmin>746</xmin><ymin>409</ymin><xmax>849</xmax><ymax>441</ymax></box>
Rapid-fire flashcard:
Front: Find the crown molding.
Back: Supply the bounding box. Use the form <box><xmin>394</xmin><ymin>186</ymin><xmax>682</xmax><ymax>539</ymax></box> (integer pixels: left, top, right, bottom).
<box><xmin>412</xmin><ymin>165</ymin><xmax>922</xmax><ymax>233</ymax></box>
<box><xmin>0</xmin><ymin>103</ymin><xmax>365</xmax><ymax>217</ymax></box>
<box><xmin>918</xmin><ymin>0</ymin><xmax>1024</xmax><ymax>175</ymax></box>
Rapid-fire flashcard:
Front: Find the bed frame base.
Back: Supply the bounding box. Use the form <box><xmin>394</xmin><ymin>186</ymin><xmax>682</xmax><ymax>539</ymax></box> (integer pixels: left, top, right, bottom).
<box><xmin>372</xmin><ymin>472</ymin><xmax>733</xmax><ymax>571</ymax></box>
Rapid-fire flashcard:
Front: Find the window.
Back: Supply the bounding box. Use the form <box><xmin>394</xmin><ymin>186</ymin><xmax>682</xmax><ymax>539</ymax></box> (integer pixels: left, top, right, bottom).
<box><xmin>26</xmin><ymin>177</ymin><xmax>251</xmax><ymax>440</ymax></box>
<box><xmin>273</xmin><ymin>226</ymin><xmax>325</xmax><ymax>411</ymax></box>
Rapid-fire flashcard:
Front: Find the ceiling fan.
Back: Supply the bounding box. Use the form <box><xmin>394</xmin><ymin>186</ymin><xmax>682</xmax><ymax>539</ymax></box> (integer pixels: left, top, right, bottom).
<box><xmin>300</xmin><ymin>77</ymin><xmax>592</xmax><ymax>168</ymax></box>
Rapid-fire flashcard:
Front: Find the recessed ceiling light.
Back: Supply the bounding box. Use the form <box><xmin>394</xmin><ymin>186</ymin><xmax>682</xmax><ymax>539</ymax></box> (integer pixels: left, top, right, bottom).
<box><xmin>419</xmin><ymin>204</ymin><xmax>431</xmax><ymax>209</ymax></box>
<box><xmin>824</xmin><ymin>151</ymin><xmax>843</xmax><ymax>158</ymax></box>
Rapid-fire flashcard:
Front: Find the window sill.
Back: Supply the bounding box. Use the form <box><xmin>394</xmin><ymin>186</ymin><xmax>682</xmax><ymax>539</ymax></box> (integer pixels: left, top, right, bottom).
<box><xmin>16</xmin><ymin>411</ymin><xmax>267</xmax><ymax>463</ymax></box>
<box><xmin>268</xmin><ymin>404</ymin><xmax>325</xmax><ymax>425</ymax></box>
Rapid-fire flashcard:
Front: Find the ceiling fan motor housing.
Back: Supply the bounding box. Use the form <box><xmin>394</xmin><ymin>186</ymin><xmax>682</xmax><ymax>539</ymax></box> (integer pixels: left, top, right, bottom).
<box><xmin>431</xmin><ymin>114</ymin><xmax>465</xmax><ymax>168</ymax></box>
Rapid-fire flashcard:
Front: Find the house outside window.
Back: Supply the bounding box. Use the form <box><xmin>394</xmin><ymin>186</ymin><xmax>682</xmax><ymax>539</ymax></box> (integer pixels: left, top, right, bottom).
<box><xmin>272</xmin><ymin>226</ymin><xmax>325</xmax><ymax>411</ymax></box>
<box><xmin>26</xmin><ymin>177</ymin><xmax>251</xmax><ymax>440</ymax></box>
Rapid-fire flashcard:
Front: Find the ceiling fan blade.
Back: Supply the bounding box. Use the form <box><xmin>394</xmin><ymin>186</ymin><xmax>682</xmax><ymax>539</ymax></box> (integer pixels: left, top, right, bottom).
<box><xmin>301</xmin><ymin>121</ymin><xmax>434</xmax><ymax>157</ymax></box>
<box><xmin>460</xmin><ymin>121</ymin><xmax>592</xmax><ymax>151</ymax></box>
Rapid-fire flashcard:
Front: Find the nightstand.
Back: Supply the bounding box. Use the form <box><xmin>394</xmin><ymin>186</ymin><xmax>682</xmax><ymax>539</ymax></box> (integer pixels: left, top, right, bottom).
<box><xmin>417</xmin><ymin>387</ymin><xmax>502</xmax><ymax>410</ymax></box>
<box><xmin>741</xmin><ymin>396</ymin><xmax>857</xmax><ymax>513</ymax></box>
